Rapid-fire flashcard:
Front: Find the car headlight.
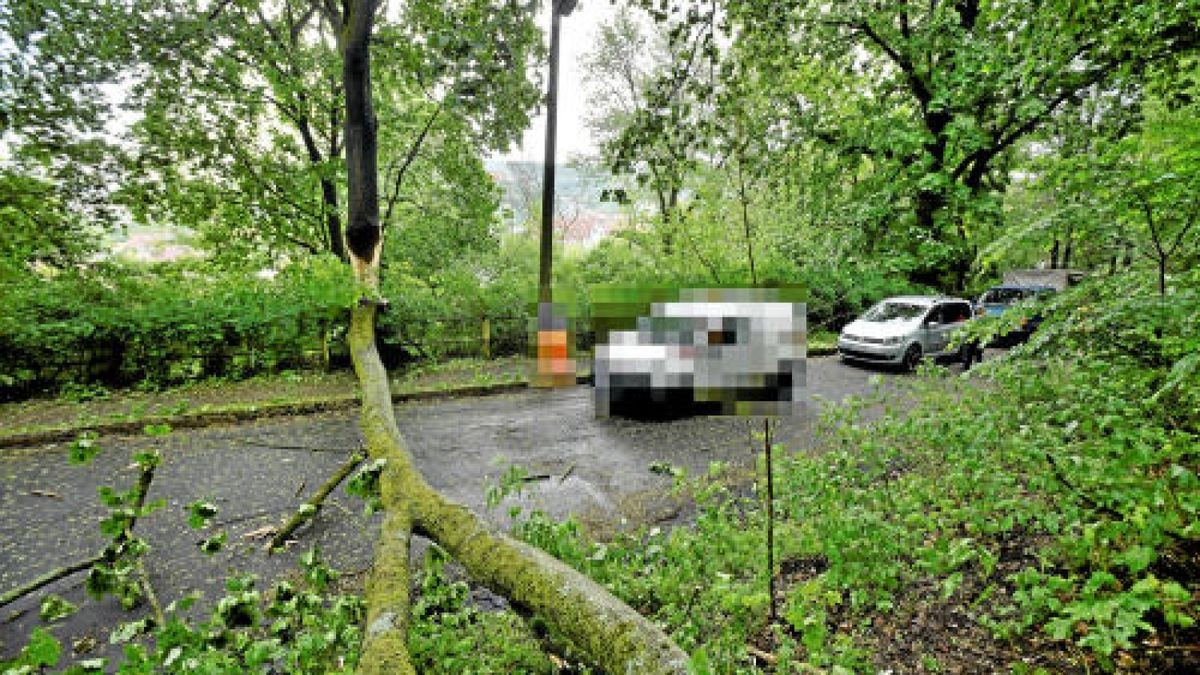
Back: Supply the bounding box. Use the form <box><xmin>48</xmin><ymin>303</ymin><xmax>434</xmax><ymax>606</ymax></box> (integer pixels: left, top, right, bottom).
<box><xmin>883</xmin><ymin>336</ymin><xmax>904</xmax><ymax>345</ymax></box>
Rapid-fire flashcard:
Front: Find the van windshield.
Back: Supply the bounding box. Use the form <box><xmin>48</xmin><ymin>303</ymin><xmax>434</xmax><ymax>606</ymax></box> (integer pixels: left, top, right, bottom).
<box><xmin>861</xmin><ymin>301</ymin><xmax>926</xmax><ymax>322</ymax></box>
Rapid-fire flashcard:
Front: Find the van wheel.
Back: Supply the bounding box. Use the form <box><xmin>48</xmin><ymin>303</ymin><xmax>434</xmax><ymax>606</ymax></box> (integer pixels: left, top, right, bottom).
<box><xmin>902</xmin><ymin>344</ymin><xmax>923</xmax><ymax>372</ymax></box>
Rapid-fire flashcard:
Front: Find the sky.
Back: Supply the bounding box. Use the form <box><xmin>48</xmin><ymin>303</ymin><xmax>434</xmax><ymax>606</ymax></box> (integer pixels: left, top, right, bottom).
<box><xmin>493</xmin><ymin>0</ymin><xmax>618</xmax><ymax>163</ymax></box>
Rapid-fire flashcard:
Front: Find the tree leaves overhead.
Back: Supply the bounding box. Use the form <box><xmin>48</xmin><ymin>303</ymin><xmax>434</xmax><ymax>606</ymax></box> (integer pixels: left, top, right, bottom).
<box><xmin>118</xmin><ymin>0</ymin><xmax>543</xmax><ymax>267</ymax></box>
<box><xmin>614</xmin><ymin>0</ymin><xmax>1200</xmax><ymax>289</ymax></box>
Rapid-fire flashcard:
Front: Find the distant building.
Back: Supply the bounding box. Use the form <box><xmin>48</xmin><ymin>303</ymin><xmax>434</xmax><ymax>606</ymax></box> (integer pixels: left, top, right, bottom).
<box><xmin>485</xmin><ymin>159</ymin><xmax>632</xmax><ymax>248</ymax></box>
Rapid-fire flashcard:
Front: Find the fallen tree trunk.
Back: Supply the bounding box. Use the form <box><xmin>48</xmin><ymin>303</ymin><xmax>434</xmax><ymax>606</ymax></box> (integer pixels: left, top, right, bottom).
<box><xmin>350</xmin><ymin>303</ymin><xmax>689</xmax><ymax>674</ymax></box>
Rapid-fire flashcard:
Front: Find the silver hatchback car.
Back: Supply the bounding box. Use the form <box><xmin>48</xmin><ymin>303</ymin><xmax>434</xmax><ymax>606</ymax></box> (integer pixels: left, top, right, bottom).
<box><xmin>838</xmin><ymin>296</ymin><xmax>974</xmax><ymax>370</ymax></box>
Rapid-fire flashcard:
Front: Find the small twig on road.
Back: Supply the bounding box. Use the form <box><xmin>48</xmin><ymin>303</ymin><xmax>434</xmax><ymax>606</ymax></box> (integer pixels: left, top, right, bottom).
<box><xmin>237</xmin><ymin>440</ymin><xmax>359</xmax><ymax>453</ymax></box>
<box><xmin>29</xmin><ymin>489</ymin><xmax>62</xmax><ymax>499</ymax></box>
<box><xmin>214</xmin><ymin>506</ymin><xmax>291</xmax><ymax>529</ymax></box>
<box><xmin>5</xmin><ymin>607</ymin><xmax>29</xmax><ymax>624</ymax></box>
<box><xmin>324</xmin><ymin>497</ymin><xmax>356</xmax><ymax>520</ymax></box>
<box><xmin>559</xmin><ymin>464</ymin><xmax>575</xmax><ymax>483</ymax></box>
<box><xmin>268</xmin><ymin>450</ymin><xmax>366</xmax><ymax>553</ymax></box>
<box><xmin>241</xmin><ymin>525</ymin><xmax>277</xmax><ymax>541</ymax></box>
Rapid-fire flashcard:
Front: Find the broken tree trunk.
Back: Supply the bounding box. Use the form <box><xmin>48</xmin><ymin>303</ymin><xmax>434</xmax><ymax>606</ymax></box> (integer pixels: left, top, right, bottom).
<box><xmin>350</xmin><ymin>303</ymin><xmax>689</xmax><ymax>674</ymax></box>
<box><xmin>327</xmin><ymin>1</ymin><xmax>688</xmax><ymax>670</ymax></box>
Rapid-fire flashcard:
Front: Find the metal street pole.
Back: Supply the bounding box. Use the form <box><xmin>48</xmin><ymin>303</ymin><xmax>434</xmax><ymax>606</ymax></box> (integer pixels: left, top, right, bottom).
<box><xmin>538</xmin><ymin>0</ymin><xmax>577</xmax><ymax>304</ymax></box>
<box><xmin>534</xmin><ymin>0</ymin><xmax>578</xmax><ymax>388</ymax></box>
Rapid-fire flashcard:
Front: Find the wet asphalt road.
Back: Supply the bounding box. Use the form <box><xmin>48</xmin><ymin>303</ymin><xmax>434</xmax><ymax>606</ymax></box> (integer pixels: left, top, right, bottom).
<box><xmin>0</xmin><ymin>356</ymin><xmax>914</xmax><ymax>665</ymax></box>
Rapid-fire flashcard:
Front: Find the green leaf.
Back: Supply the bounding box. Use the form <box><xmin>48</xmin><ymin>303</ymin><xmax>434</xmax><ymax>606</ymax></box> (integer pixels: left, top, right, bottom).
<box><xmin>68</xmin><ymin>433</ymin><xmax>102</xmax><ymax>465</ymax></box>
<box><xmin>186</xmin><ymin>500</ymin><xmax>220</xmax><ymax>529</ymax></box>
<box><xmin>109</xmin><ymin>618</ymin><xmax>151</xmax><ymax>644</ymax></box>
<box><xmin>132</xmin><ymin>451</ymin><xmax>160</xmax><ymax>468</ymax></box>
<box><xmin>25</xmin><ymin>627</ymin><xmax>62</xmax><ymax>667</ymax></box>
<box><xmin>39</xmin><ymin>594</ymin><xmax>78</xmax><ymax>623</ymax></box>
<box><xmin>1115</xmin><ymin>546</ymin><xmax>1156</xmax><ymax>574</ymax></box>
<box><xmin>97</xmin><ymin>486</ymin><xmax>124</xmax><ymax>508</ymax></box>
<box><xmin>142</xmin><ymin>423</ymin><xmax>172</xmax><ymax>437</ymax></box>
<box><xmin>199</xmin><ymin>532</ymin><xmax>228</xmax><ymax>555</ymax></box>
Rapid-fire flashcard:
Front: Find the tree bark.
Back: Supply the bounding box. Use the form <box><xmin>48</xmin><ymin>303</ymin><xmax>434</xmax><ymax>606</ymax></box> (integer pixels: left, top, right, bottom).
<box><xmin>329</xmin><ymin>2</ymin><xmax>689</xmax><ymax>672</ymax></box>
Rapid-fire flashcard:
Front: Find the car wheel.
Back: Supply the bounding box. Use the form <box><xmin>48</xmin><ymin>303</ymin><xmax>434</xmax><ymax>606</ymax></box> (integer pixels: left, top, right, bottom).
<box><xmin>902</xmin><ymin>344</ymin><xmax>923</xmax><ymax>372</ymax></box>
<box><xmin>957</xmin><ymin>342</ymin><xmax>975</xmax><ymax>366</ymax></box>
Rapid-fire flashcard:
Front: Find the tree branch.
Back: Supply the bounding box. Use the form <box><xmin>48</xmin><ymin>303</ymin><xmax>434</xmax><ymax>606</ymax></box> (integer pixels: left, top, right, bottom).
<box><xmin>268</xmin><ymin>450</ymin><xmax>365</xmax><ymax>552</ymax></box>
<box><xmin>0</xmin><ymin>555</ymin><xmax>102</xmax><ymax>608</ymax></box>
<box><xmin>383</xmin><ymin>105</ymin><xmax>441</xmax><ymax>225</ymax></box>
<box><xmin>348</xmin><ymin>305</ymin><xmax>690</xmax><ymax>674</ymax></box>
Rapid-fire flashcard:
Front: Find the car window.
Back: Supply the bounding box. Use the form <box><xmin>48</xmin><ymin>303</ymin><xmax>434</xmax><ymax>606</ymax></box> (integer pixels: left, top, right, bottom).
<box><xmin>981</xmin><ymin>288</ymin><xmax>1024</xmax><ymax>304</ymax></box>
<box><xmin>862</xmin><ymin>301</ymin><xmax>927</xmax><ymax>322</ymax></box>
<box><xmin>944</xmin><ymin>302</ymin><xmax>971</xmax><ymax>323</ymax></box>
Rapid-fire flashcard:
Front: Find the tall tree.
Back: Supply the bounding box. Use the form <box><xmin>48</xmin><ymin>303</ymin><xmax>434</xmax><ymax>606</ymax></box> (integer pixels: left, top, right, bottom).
<box><xmin>1</xmin><ymin>0</ymin><xmax>134</xmax><ymax>277</ymax></box>
<box><xmin>585</xmin><ymin>3</ymin><xmax>718</xmax><ymax>251</ymax></box>
<box><xmin>326</xmin><ymin>1</ymin><xmax>689</xmax><ymax>671</ymax></box>
<box><xmin>625</xmin><ymin>0</ymin><xmax>1200</xmax><ymax>289</ymax></box>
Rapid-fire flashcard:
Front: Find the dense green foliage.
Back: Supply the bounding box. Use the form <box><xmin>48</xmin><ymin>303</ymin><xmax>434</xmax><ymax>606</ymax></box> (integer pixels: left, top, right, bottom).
<box><xmin>0</xmin><ymin>253</ymin><xmax>544</xmax><ymax>399</ymax></box>
<box><xmin>0</xmin><ymin>259</ymin><xmax>353</xmax><ymax>398</ymax></box>
<box><xmin>1</xmin><ymin>555</ymin><xmax>366</xmax><ymax>675</ymax></box>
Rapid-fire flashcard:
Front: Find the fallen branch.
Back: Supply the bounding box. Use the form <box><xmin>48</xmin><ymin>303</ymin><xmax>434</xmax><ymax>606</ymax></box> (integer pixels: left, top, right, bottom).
<box><xmin>268</xmin><ymin>450</ymin><xmax>366</xmax><ymax>552</ymax></box>
<box><xmin>122</xmin><ymin>452</ymin><xmax>163</xmax><ymax>624</ymax></box>
<box><xmin>1</xmin><ymin>453</ymin><xmax>160</xmax><ymax>610</ymax></box>
<box><xmin>0</xmin><ymin>555</ymin><xmax>102</xmax><ymax>608</ymax></box>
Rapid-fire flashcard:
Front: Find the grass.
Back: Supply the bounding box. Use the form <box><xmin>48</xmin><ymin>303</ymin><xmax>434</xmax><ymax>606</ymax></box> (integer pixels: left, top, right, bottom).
<box><xmin>809</xmin><ymin>329</ymin><xmax>839</xmax><ymax>355</ymax></box>
<box><xmin>424</xmin><ymin>356</ymin><xmax>1198</xmax><ymax>673</ymax></box>
<box><xmin>0</xmin><ymin>357</ymin><xmax>533</xmax><ymax>445</ymax></box>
